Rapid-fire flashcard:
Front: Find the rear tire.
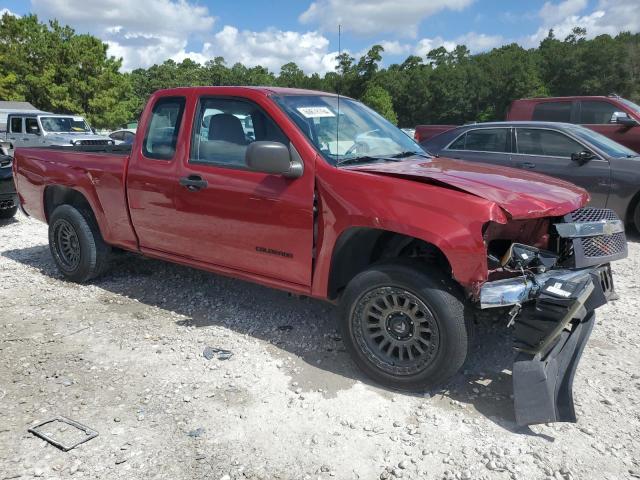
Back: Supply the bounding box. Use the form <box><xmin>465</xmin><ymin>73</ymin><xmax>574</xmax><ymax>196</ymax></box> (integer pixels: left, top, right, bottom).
<box><xmin>634</xmin><ymin>203</ymin><xmax>640</xmax><ymax>235</ymax></box>
<box><xmin>48</xmin><ymin>204</ymin><xmax>111</xmax><ymax>282</ymax></box>
<box><xmin>0</xmin><ymin>205</ymin><xmax>17</xmax><ymax>219</ymax></box>
<box><xmin>339</xmin><ymin>261</ymin><xmax>471</xmax><ymax>391</ymax></box>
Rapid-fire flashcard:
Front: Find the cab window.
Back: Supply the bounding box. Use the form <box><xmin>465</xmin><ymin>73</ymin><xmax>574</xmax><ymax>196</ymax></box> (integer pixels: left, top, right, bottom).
<box><xmin>532</xmin><ymin>102</ymin><xmax>572</xmax><ymax>122</ymax></box>
<box><xmin>579</xmin><ymin>101</ymin><xmax>618</xmax><ymax>124</ymax></box>
<box><xmin>190</xmin><ymin>97</ymin><xmax>288</xmax><ymax>168</ymax></box>
<box><xmin>143</xmin><ymin>97</ymin><xmax>186</xmax><ymax>160</ymax></box>
<box><xmin>10</xmin><ymin>117</ymin><xmax>22</xmax><ymax>133</ymax></box>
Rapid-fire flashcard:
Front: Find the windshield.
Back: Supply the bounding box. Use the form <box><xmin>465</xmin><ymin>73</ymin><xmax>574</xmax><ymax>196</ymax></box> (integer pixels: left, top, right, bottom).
<box><xmin>40</xmin><ymin>116</ymin><xmax>91</xmax><ymax>133</ymax></box>
<box><xmin>273</xmin><ymin>94</ymin><xmax>426</xmax><ymax>165</ymax></box>
<box><xmin>567</xmin><ymin>124</ymin><xmax>639</xmax><ymax>158</ymax></box>
<box><xmin>618</xmin><ymin>98</ymin><xmax>640</xmax><ymax>115</ymax></box>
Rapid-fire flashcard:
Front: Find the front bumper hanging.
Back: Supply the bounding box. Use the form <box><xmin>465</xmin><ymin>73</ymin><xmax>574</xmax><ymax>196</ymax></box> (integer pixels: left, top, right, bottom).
<box><xmin>480</xmin><ymin>265</ymin><xmax>614</xmax><ymax>426</ymax></box>
<box><xmin>477</xmin><ymin>207</ymin><xmax>626</xmax><ymax>426</ymax></box>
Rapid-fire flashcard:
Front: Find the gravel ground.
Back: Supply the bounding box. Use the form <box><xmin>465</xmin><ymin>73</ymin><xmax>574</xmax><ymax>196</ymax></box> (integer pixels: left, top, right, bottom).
<box><xmin>1</xmin><ymin>211</ymin><xmax>639</xmax><ymax>480</ymax></box>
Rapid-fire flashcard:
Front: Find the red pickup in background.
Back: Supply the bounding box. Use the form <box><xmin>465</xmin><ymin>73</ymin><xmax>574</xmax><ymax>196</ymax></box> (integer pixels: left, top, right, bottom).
<box><xmin>416</xmin><ymin>95</ymin><xmax>640</xmax><ymax>153</ymax></box>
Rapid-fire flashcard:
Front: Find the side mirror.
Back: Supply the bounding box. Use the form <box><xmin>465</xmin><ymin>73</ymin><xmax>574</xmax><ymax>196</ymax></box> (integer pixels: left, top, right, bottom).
<box><xmin>245</xmin><ymin>141</ymin><xmax>304</xmax><ymax>178</ymax></box>
<box><xmin>571</xmin><ymin>150</ymin><xmax>594</xmax><ymax>165</ymax></box>
<box><xmin>27</xmin><ymin>125</ymin><xmax>41</xmax><ymax>135</ymax></box>
<box><xmin>611</xmin><ymin>111</ymin><xmax>639</xmax><ymax>127</ymax></box>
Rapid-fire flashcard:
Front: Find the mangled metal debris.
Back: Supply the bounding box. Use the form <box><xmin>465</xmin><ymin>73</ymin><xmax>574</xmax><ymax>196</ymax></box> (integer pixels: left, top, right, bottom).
<box><xmin>28</xmin><ymin>416</ymin><xmax>98</xmax><ymax>451</ymax></box>
<box><xmin>203</xmin><ymin>346</ymin><xmax>233</xmax><ymax>361</ymax></box>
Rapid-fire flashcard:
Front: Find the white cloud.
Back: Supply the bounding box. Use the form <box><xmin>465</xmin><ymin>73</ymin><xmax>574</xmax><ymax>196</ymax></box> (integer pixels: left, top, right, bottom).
<box><xmin>0</xmin><ymin>8</ymin><xmax>19</xmax><ymax>17</ymax></box>
<box><xmin>200</xmin><ymin>26</ymin><xmax>338</xmax><ymax>75</ymax></box>
<box><xmin>456</xmin><ymin>32</ymin><xmax>504</xmax><ymax>51</ymax></box>
<box><xmin>300</xmin><ymin>0</ymin><xmax>475</xmax><ymax>37</ymax></box>
<box><xmin>526</xmin><ymin>0</ymin><xmax>640</xmax><ymax>46</ymax></box>
<box><xmin>29</xmin><ymin>0</ymin><xmax>338</xmax><ymax>74</ymax></box>
<box><xmin>379</xmin><ymin>41</ymin><xmax>411</xmax><ymax>56</ymax></box>
<box><xmin>414</xmin><ymin>32</ymin><xmax>503</xmax><ymax>57</ymax></box>
<box><xmin>415</xmin><ymin>37</ymin><xmax>457</xmax><ymax>57</ymax></box>
<box><xmin>32</xmin><ymin>0</ymin><xmax>215</xmax><ymax>70</ymax></box>
<box><xmin>539</xmin><ymin>0</ymin><xmax>588</xmax><ymax>25</ymax></box>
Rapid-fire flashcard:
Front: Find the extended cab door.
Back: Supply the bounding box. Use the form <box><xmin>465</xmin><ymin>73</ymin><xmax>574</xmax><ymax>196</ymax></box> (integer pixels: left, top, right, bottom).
<box><xmin>169</xmin><ymin>95</ymin><xmax>315</xmax><ymax>287</ymax></box>
<box><xmin>512</xmin><ymin>127</ymin><xmax>610</xmax><ymax>207</ymax></box>
<box><xmin>127</xmin><ymin>96</ymin><xmax>188</xmax><ymax>253</ymax></box>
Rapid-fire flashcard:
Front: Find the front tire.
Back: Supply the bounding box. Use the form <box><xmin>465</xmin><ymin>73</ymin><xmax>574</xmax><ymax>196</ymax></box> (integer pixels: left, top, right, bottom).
<box><xmin>48</xmin><ymin>204</ymin><xmax>111</xmax><ymax>282</ymax></box>
<box><xmin>339</xmin><ymin>261</ymin><xmax>470</xmax><ymax>391</ymax></box>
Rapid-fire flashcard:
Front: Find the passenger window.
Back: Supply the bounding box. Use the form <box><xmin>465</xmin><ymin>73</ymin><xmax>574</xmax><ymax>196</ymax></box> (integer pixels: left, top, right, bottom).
<box><xmin>10</xmin><ymin>117</ymin><xmax>22</xmax><ymax>133</ymax></box>
<box><xmin>448</xmin><ymin>133</ymin><xmax>466</xmax><ymax>150</ymax></box>
<box><xmin>25</xmin><ymin>118</ymin><xmax>39</xmax><ymax>134</ymax></box>
<box><xmin>191</xmin><ymin>98</ymin><xmax>288</xmax><ymax>168</ymax></box>
<box><xmin>532</xmin><ymin>102</ymin><xmax>572</xmax><ymax>122</ymax></box>
<box><xmin>110</xmin><ymin>132</ymin><xmax>123</xmax><ymax>141</ymax></box>
<box><xmin>517</xmin><ymin>129</ymin><xmax>583</xmax><ymax>157</ymax></box>
<box><xmin>461</xmin><ymin>129</ymin><xmax>509</xmax><ymax>153</ymax></box>
<box><xmin>580</xmin><ymin>101</ymin><xmax>618</xmax><ymax>124</ymax></box>
<box><xmin>143</xmin><ymin>97</ymin><xmax>186</xmax><ymax>160</ymax></box>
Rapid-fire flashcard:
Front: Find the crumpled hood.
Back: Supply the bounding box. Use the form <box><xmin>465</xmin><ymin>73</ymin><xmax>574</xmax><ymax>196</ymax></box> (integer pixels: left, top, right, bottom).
<box><xmin>347</xmin><ymin>156</ymin><xmax>588</xmax><ymax>219</ymax></box>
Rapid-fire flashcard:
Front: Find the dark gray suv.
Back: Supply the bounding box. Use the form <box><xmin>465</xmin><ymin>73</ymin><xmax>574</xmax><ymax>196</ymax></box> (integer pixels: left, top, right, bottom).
<box><xmin>421</xmin><ymin>121</ymin><xmax>640</xmax><ymax>231</ymax></box>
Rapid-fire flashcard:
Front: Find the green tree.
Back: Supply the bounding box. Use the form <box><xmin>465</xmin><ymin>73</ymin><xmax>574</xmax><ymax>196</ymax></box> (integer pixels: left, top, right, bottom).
<box><xmin>361</xmin><ymin>85</ymin><xmax>398</xmax><ymax>124</ymax></box>
<box><xmin>278</xmin><ymin>62</ymin><xmax>305</xmax><ymax>87</ymax></box>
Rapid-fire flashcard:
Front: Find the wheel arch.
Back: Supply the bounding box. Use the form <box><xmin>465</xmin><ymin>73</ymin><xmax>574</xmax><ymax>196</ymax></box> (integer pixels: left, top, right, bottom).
<box><xmin>43</xmin><ymin>185</ymin><xmax>105</xmax><ymax>238</ymax></box>
<box><xmin>625</xmin><ymin>189</ymin><xmax>640</xmax><ymax>227</ymax></box>
<box><xmin>326</xmin><ymin>227</ymin><xmax>454</xmax><ymax>301</ymax></box>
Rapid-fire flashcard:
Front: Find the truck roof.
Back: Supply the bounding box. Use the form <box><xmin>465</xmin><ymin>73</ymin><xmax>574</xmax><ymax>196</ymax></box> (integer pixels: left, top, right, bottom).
<box><xmin>153</xmin><ymin>85</ymin><xmax>340</xmax><ymax>97</ymax></box>
<box><xmin>512</xmin><ymin>95</ymin><xmax>622</xmax><ymax>103</ymax></box>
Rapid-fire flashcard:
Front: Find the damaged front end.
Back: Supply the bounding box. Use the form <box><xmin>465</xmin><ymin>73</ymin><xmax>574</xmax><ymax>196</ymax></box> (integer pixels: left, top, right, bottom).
<box><xmin>479</xmin><ymin>208</ymin><xmax>627</xmax><ymax>426</ymax></box>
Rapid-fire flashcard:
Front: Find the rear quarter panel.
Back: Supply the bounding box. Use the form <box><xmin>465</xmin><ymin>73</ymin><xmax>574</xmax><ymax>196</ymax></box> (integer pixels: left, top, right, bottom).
<box><xmin>13</xmin><ymin>148</ymin><xmax>138</xmax><ymax>249</ymax></box>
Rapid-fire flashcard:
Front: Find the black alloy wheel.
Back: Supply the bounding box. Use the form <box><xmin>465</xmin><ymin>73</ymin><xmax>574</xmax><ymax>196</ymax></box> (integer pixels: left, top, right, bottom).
<box><xmin>353</xmin><ymin>286</ymin><xmax>440</xmax><ymax>376</ymax></box>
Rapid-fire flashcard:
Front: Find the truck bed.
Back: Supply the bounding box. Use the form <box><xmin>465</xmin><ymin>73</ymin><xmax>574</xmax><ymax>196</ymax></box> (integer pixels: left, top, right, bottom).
<box><xmin>13</xmin><ymin>146</ymin><xmax>139</xmax><ymax>250</ymax></box>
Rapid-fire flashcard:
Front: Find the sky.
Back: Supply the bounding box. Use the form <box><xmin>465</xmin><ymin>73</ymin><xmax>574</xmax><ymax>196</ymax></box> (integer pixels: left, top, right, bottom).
<box><xmin>0</xmin><ymin>0</ymin><xmax>638</xmax><ymax>74</ymax></box>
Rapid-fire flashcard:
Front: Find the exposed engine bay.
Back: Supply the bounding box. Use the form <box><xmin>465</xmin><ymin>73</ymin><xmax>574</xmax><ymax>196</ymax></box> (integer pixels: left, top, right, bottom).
<box><xmin>478</xmin><ymin>208</ymin><xmax>627</xmax><ymax>425</ymax></box>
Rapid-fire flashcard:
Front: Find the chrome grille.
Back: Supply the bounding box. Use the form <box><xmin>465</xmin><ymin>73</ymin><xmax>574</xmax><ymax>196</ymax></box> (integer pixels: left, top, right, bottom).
<box><xmin>581</xmin><ymin>232</ymin><xmax>626</xmax><ymax>258</ymax></box>
<box><xmin>560</xmin><ymin>208</ymin><xmax>627</xmax><ymax>267</ymax></box>
<box><xmin>0</xmin><ymin>199</ymin><xmax>15</xmax><ymax>209</ymax></box>
<box><xmin>570</xmin><ymin>208</ymin><xmax>618</xmax><ymax>223</ymax></box>
<box><xmin>77</xmin><ymin>140</ymin><xmax>111</xmax><ymax>146</ymax></box>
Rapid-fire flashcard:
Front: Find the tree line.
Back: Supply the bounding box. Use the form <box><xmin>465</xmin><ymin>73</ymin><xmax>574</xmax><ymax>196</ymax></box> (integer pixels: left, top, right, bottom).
<box><xmin>1</xmin><ymin>13</ymin><xmax>639</xmax><ymax>129</ymax></box>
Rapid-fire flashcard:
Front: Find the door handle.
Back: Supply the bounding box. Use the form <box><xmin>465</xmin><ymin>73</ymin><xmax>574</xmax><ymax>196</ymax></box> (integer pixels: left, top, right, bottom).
<box><xmin>179</xmin><ymin>175</ymin><xmax>208</xmax><ymax>191</ymax></box>
<box><xmin>521</xmin><ymin>162</ymin><xmax>536</xmax><ymax>169</ymax></box>
<box><xmin>23</xmin><ymin>138</ymin><xmax>29</xmax><ymax>141</ymax></box>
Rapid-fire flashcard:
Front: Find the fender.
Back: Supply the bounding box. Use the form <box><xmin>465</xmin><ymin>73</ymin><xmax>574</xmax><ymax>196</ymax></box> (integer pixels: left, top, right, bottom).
<box><xmin>311</xmin><ymin>163</ymin><xmax>508</xmax><ymax>298</ymax></box>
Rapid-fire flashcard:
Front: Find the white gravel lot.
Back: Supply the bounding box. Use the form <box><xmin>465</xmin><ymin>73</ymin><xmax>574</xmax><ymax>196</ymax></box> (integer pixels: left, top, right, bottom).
<box><xmin>1</xmin><ymin>211</ymin><xmax>639</xmax><ymax>480</ymax></box>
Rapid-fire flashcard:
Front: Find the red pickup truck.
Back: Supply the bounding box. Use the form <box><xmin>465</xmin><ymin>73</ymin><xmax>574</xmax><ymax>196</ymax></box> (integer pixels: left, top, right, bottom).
<box><xmin>507</xmin><ymin>95</ymin><xmax>640</xmax><ymax>153</ymax></box>
<box><xmin>13</xmin><ymin>87</ymin><xmax>627</xmax><ymax>425</ymax></box>
<box><xmin>416</xmin><ymin>95</ymin><xmax>640</xmax><ymax>152</ymax></box>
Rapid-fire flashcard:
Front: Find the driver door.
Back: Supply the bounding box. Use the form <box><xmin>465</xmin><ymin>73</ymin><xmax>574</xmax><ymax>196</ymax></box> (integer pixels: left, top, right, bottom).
<box><xmin>170</xmin><ymin>96</ymin><xmax>315</xmax><ymax>287</ymax></box>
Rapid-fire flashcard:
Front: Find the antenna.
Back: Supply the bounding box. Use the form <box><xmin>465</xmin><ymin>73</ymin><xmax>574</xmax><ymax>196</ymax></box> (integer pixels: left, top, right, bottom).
<box><xmin>336</xmin><ymin>24</ymin><xmax>341</xmax><ymax>162</ymax></box>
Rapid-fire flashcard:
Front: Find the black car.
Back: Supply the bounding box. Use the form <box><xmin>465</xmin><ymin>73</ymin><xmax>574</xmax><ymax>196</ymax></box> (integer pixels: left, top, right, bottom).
<box><xmin>0</xmin><ymin>153</ymin><xmax>18</xmax><ymax>220</ymax></box>
<box><xmin>421</xmin><ymin>121</ymin><xmax>640</xmax><ymax>230</ymax></box>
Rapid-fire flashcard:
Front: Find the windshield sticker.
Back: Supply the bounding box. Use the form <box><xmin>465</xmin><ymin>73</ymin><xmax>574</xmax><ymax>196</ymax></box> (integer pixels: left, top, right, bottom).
<box><xmin>72</xmin><ymin>116</ymin><xmax>84</xmax><ymax>122</ymax></box>
<box><xmin>296</xmin><ymin>107</ymin><xmax>335</xmax><ymax>118</ymax></box>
